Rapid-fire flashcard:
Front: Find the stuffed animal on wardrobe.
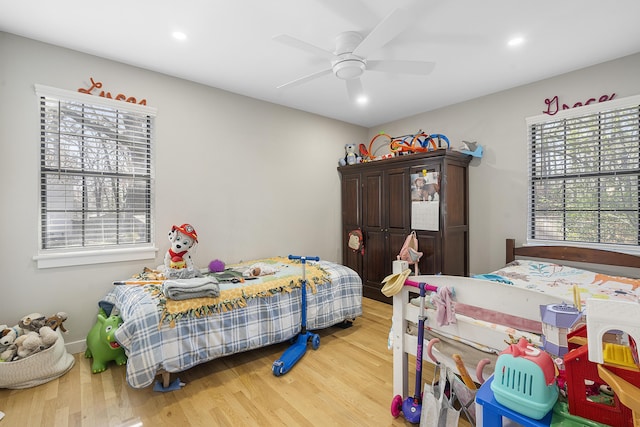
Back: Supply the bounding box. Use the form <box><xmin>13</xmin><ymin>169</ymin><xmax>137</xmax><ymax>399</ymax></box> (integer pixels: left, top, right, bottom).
<box><xmin>338</xmin><ymin>143</ymin><xmax>361</xmax><ymax>166</ymax></box>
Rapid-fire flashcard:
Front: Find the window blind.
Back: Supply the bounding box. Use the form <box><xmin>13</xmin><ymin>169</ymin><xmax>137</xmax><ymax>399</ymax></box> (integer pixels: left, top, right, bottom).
<box><xmin>526</xmin><ymin>94</ymin><xmax>640</xmax><ymax>249</ymax></box>
<box><xmin>36</xmin><ymin>85</ymin><xmax>156</xmax><ymax>251</ymax></box>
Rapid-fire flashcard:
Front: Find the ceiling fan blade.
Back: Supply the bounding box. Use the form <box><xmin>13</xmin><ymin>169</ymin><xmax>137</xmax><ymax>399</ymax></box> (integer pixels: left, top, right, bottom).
<box><xmin>277</xmin><ymin>68</ymin><xmax>333</xmax><ymax>90</ymax></box>
<box><xmin>273</xmin><ymin>34</ymin><xmax>335</xmax><ymax>60</ymax></box>
<box><xmin>346</xmin><ymin>78</ymin><xmax>364</xmax><ymax>102</ymax></box>
<box><xmin>352</xmin><ymin>8</ymin><xmax>411</xmax><ymax>58</ymax></box>
<box><xmin>367</xmin><ymin>60</ymin><xmax>436</xmax><ymax>75</ymax></box>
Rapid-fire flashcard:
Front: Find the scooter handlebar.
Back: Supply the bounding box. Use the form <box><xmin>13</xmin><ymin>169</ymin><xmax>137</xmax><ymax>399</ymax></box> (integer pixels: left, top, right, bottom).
<box><xmin>288</xmin><ymin>255</ymin><xmax>320</xmax><ymax>263</ymax></box>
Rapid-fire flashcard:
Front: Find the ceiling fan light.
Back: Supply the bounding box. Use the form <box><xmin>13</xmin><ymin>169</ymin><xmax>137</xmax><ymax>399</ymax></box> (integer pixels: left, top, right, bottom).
<box><xmin>333</xmin><ymin>59</ymin><xmax>366</xmax><ymax>80</ymax></box>
<box><xmin>172</xmin><ymin>31</ymin><xmax>187</xmax><ymax>41</ymax></box>
<box><xmin>508</xmin><ymin>36</ymin><xmax>524</xmax><ymax>47</ymax></box>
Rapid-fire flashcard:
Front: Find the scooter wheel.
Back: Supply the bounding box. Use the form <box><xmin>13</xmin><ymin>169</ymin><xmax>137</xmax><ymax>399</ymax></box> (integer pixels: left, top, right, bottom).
<box><xmin>311</xmin><ymin>334</ymin><xmax>320</xmax><ymax>350</ymax></box>
<box><xmin>390</xmin><ymin>394</ymin><xmax>403</xmax><ymax>418</ymax></box>
<box><xmin>272</xmin><ymin>361</ymin><xmax>284</xmax><ymax>377</ymax></box>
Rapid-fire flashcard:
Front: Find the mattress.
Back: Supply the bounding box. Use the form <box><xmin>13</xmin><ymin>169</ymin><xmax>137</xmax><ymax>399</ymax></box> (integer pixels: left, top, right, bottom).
<box><xmin>490</xmin><ymin>259</ymin><xmax>640</xmax><ymax>305</ymax></box>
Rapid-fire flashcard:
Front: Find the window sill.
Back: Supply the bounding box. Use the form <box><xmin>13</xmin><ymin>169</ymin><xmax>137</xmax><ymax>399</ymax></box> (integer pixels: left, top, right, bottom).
<box><xmin>33</xmin><ymin>246</ymin><xmax>159</xmax><ymax>269</ymax></box>
<box><xmin>525</xmin><ymin>239</ymin><xmax>640</xmax><ymax>257</ymax></box>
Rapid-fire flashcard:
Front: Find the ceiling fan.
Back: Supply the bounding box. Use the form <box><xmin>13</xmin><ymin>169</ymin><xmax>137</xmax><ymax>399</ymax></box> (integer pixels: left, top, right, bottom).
<box><xmin>274</xmin><ymin>7</ymin><xmax>435</xmax><ymax>102</ymax></box>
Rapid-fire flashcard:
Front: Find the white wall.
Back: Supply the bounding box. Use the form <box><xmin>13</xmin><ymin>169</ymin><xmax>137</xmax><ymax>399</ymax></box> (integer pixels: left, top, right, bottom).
<box><xmin>3</xmin><ymin>31</ymin><xmax>640</xmax><ymax>352</ymax></box>
<box><xmin>371</xmin><ymin>52</ymin><xmax>640</xmax><ymax>275</ymax></box>
<box><xmin>0</xmin><ymin>32</ymin><xmax>367</xmax><ymax>350</ymax></box>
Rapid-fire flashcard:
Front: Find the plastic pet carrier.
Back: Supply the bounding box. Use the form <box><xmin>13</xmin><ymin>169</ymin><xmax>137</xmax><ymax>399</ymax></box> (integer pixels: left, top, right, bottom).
<box><xmin>491</xmin><ymin>337</ymin><xmax>559</xmax><ymax>420</ymax></box>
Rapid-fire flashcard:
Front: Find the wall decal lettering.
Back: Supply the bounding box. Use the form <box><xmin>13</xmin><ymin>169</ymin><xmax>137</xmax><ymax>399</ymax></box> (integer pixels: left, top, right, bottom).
<box><xmin>78</xmin><ymin>77</ymin><xmax>147</xmax><ymax>105</ymax></box>
<box><xmin>543</xmin><ymin>93</ymin><xmax>616</xmax><ymax>116</ymax></box>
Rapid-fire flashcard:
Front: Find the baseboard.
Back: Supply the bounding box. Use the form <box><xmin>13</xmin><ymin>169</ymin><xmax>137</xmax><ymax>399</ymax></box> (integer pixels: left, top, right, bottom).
<box><xmin>65</xmin><ymin>338</ymin><xmax>86</xmax><ymax>355</ymax></box>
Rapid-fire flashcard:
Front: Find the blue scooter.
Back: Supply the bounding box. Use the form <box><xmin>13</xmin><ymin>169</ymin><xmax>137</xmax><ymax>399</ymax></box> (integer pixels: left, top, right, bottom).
<box><xmin>272</xmin><ymin>255</ymin><xmax>321</xmax><ymax>376</ymax></box>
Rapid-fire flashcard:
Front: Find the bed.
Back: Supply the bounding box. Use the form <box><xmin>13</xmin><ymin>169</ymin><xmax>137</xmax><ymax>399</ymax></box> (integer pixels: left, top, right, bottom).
<box><xmin>391</xmin><ymin>239</ymin><xmax>640</xmax><ymax>400</ymax></box>
<box><xmin>99</xmin><ymin>257</ymin><xmax>362</xmax><ymax>389</ymax></box>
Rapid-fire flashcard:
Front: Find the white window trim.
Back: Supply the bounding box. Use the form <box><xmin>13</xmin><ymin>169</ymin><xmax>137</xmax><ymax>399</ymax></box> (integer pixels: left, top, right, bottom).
<box><xmin>34</xmin><ymin>84</ymin><xmax>158</xmax><ymax>115</ymax></box>
<box><xmin>33</xmin><ymin>84</ymin><xmax>158</xmax><ymax>268</ymax></box>
<box><xmin>525</xmin><ymin>94</ymin><xmax>640</xmax><ymax>256</ymax></box>
<box><xmin>33</xmin><ymin>246</ymin><xmax>159</xmax><ymax>269</ymax></box>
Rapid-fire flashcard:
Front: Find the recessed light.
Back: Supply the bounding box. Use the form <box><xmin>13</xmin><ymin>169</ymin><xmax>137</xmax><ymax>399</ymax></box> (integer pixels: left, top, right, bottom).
<box><xmin>172</xmin><ymin>31</ymin><xmax>187</xmax><ymax>41</ymax></box>
<box><xmin>356</xmin><ymin>95</ymin><xmax>368</xmax><ymax>105</ymax></box>
<box><xmin>507</xmin><ymin>36</ymin><xmax>524</xmax><ymax>47</ymax></box>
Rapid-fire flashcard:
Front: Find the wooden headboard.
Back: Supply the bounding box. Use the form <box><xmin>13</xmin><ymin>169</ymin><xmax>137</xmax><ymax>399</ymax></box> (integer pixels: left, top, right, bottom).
<box><xmin>506</xmin><ymin>238</ymin><xmax>640</xmax><ymax>268</ymax></box>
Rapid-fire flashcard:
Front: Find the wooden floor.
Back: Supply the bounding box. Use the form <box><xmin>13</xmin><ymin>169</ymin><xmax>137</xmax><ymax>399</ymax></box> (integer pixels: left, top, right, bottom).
<box><xmin>0</xmin><ymin>298</ymin><xmax>472</xmax><ymax>426</ymax></box>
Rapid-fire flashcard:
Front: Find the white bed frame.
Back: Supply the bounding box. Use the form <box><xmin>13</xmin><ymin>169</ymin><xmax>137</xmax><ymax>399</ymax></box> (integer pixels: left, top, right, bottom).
<box><xmin>391</xmin><ymin>274</ymin><xmax>562</xmax><ymax>398</ymax></box>
<box><xmin>392</xmin><ymin>238</ymin><xmax>640</xmax><ymax>399</ymax></box>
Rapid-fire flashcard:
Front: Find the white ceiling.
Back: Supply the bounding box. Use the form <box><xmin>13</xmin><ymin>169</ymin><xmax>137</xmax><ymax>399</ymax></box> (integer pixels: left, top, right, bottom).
<box><xmin>2</xmin><ymin>0</ymin><xmax>640</xmax><ymax>128</ymax></box>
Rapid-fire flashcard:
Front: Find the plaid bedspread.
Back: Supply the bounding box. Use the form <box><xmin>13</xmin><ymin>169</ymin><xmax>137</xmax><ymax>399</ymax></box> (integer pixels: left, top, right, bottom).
<box><xmin>100</xmin><ymin>260</ymin><xmax>362</xmax><ymax>388</ymax></box>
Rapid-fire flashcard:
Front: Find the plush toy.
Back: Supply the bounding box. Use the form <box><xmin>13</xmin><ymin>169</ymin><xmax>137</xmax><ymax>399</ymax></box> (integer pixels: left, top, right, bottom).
<box><xmin>19</xmin><ymin>313</ymin><xmax>47</xmax><ymax>332</ymax></box>
<box><xmin>1</xmin><ymin>344</ymin><xmax>17</xmax><ymax>362</ymax></box>
<box><xmin>339</xmin><ymin>143</ymin><xmax>361</xmax><ymax>166</ymax></box>
<box><xmin>243</xmin><ymin>262</ymin><xmax>279</xmax><ymax>278</ymax></box>
<box><xmin>14</xmin><ymin>331</ymin><xmax>46</xmax><ymax>359</ymax></box>
<box><xmin>46</xmin><ymin>312</ymin><xmax>69</xmax><ymax>333</ymax></box>
<box><xmin>164</xmin><ymin>223</ymin><xmax>200</xmax><ymax>279</ymax></box>
<box><xmin>85</xmin><ymin>310</ymin><xmax>127</xmax><ymax>373</ymax></box>
<box><xmin>11</xmin><ymin>326</ymin><xmax>58</xmax><ymax>360</ymax></box>
<box><xmin>38</xmin><ymin>326</ymin><xmax>58</xmax><ymax>347</ymax></box>
<box><xmin>0</xmin><ymin>325</ymin><xmax>10</xmax><ymax>355</ymax></box>
<box><xmin>208</xmin><ymin>259</ymin><xmax>225</xmax><ymax>273</ymax></box>
<box><xmin>0</xmin><ymin>325</ymin><xmax>22</xmax><ymax>348</ymax></box>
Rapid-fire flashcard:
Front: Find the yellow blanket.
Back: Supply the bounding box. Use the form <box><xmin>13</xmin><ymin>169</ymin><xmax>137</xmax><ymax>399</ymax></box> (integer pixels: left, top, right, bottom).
<box><xmin>150</xmin><ymin>257</ymin><xmax>329</xmax><ymax>327</ymax></box>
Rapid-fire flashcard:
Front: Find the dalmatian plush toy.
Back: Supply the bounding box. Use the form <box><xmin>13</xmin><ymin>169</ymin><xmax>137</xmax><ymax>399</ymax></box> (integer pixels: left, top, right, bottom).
<box><xmin>164</xmin><ymin>223</ymin><xmax>200</xmax><ymax>279</ymax></box>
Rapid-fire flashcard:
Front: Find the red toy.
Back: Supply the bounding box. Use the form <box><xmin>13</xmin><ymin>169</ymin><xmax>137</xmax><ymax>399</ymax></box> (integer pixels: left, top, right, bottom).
<box><xmin>564</xmin><ymin>324</ymin><xmax>640</xmax><ymax>427</ymax></box>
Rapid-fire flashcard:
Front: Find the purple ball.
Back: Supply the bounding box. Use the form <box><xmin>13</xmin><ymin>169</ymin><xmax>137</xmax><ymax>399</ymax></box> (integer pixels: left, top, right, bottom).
<box><xmin>208</xmin><ymin>259</ymin><xmax>225</xmax><ymax>273</ymax></box>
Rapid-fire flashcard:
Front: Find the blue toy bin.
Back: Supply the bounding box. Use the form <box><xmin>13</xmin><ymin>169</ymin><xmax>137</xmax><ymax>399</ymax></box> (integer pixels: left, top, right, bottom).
<box><xmin>491</xmin><ymin>349</ymin><xmax>559</xmax><ymax>420</ymax></box>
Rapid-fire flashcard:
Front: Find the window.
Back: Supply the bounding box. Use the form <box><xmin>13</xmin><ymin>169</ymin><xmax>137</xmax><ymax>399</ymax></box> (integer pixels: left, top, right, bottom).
<box><xmin>526</xmin><ymin>94</ymin><xmax>640</xmax><ymax>253</ymax></box>
<box><xmin>34</xmin><ymin>85</ymin><xmax>158</xmax><ymax>268</ymax></box>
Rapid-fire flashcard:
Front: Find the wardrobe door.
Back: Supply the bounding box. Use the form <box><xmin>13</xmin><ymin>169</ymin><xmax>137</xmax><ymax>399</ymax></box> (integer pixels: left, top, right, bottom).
<box><xmin>340</xmin><ymin>171</ymin><xmax>362</xmax><ymax>275</ymax></box>
<box><xmin>385</xmin><ymin>166</ymin><xmax>411</xmax><ymax>275</ymax></box>
<box><xmin>362</xmin><ymin>170</ymin><xmax>385</xmax><ymax>300</ymax></box>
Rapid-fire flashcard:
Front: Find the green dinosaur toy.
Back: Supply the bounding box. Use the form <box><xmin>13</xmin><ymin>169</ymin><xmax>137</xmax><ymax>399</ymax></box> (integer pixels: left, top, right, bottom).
<box><xmin>84</xmin><ymin>309</ymin><xmax>127</xmax><ymax>373</ymax></box>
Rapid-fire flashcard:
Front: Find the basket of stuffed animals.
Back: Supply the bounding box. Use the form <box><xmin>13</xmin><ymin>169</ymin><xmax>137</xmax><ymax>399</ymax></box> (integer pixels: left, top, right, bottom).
<box><xmin>0</xmin><ymin>323</ymin><xmax>75</xmax><ymax>389</ymax></box>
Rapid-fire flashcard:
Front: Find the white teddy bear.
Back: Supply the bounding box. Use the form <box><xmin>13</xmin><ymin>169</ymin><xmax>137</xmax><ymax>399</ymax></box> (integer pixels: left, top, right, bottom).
<box><xmin>338</xmin><ymin>143</ymin><xmax>361</xmax><ymax>166</ymax></box>
<box><xmin>13</xmin><ymin>326</ymin><xmax>58</xmax><ymax>360</ymax></box>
